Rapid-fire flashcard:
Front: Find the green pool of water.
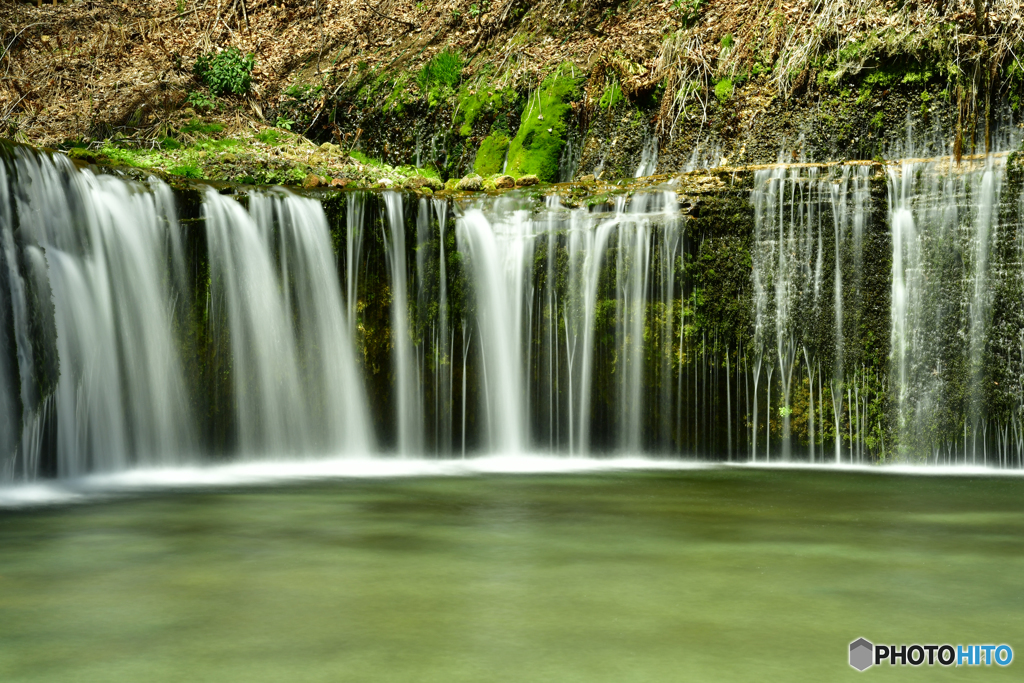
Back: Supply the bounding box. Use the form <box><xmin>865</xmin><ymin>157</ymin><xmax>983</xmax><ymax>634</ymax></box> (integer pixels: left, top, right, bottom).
<box><xmin>1</xmin><ymin>467</ymin><xmax>1021</xmax><ymax>681</ymax></box>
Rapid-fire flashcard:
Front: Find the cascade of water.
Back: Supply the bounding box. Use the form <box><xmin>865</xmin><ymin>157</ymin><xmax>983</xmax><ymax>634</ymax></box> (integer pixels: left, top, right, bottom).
<box><xmin>253</xmin><ymin>192</ymin><xmax>373</xmax><ymax>454</ymax></box>
<box><xmin>968</xmin><ymin>159</ymin><xmax>1000</xmax><ymax>427</ymax></box>
<box><xmin>541</xmin><ymin>197</ymin><xmax>562</xmax><ymax>451</ymax></box>
<box><xmin>750</xmin><ymin>162</ymin><xmax>877</xmax><ymax>461</ymax></box>
<box><xmin>659</xmin><ymin>192</ymin><xmax>682</xmax><ymax>450</ymax></box>
<box><xmin>616</xmin><ymin>195</ymin><xmax>652</xmax><ymax>450</ymax></box>
<box><xmin>345</xmin><ymin>192</ymin><xmax>366</xmax><ymax>333</ymax></box>
<box><xmin>415</xmin><ymin>198</ymin><xmax>432</xmax><ymax>449</ymax></box>
<box><xmin>634</xmin><ymin>135</ymin><xmax>659</xmax><ymax>178</ymax></box>
<box><xmin>13</xmin><ymin>140</ymin><xmax>1024</xmax><ymax>476</ymax></box>
<box><xmin>205</xmin><ymin>190</ymin><xmax>309</xmax><ymax>454</ymax></box>
<box><xmin>433</xmin><ymin>199</ymin><xmax>451</xmax><ymax>454</ymax></box>
<box><xmin>6</xmin><ymin>152</ymin><xmax>193</xmax><ymax>476</ymax></box>
<box><xmin>574</xmin><ymin>200</ymin><xmax>621</xmax><ymax>453</ymax></box>
<box><xmin>381</xmin><ymin>192</ymin><xmax>423</xmax><ymax>452</ymax></box>
<box><xmin>0</xmin><ymin>161</ymin><xmax>29</xmax><ymax>474</ymax></box>
<box><xmin>887</xmin><ymin>154</ymin><xmax>1011</xmax><ymax>462</ymax></box>
<box><xmin>829</xmin><ymin>167</ymin><xmax>849</xmax><ymax>463</ymax></box>
<box><xmin>455</xmin><ymin>197</ymin><xmax>535</xmax><ymax>453</ymax></box>
<box><xmin>206</xmin><ymin>189</ymin><xmax>371</xmax><ymax>456</ymax></box>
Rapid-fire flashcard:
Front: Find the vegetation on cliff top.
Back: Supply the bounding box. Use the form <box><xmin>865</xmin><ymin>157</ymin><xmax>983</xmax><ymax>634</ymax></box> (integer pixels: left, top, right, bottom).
<box><xmin>3</xmin><ymin>1</ymin><xmax>1024</xmax><ymax>173</ymax></box>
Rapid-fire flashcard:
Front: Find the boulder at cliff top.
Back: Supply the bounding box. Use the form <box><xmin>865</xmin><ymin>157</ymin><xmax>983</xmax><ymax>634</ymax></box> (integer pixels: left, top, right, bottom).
<box><xmin>457</xmin><ymin>175</ymin><xmax>483</xmax><ymax>191</ymax></box>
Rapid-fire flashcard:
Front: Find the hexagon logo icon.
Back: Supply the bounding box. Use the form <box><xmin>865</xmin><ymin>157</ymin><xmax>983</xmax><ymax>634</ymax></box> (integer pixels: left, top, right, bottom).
<box><xmin>850</xmin><ymin>638</ymin><xmax>874</xmax><ymax>671</ymax></box>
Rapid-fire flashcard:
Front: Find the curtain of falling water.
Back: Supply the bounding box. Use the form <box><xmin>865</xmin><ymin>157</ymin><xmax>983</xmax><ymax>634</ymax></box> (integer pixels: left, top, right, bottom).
<box><xmin>11</xmin><ymin>145</ymin><xmax>1024</xmax><ymax>477</ymax></box>
<box><xmin>381</xmin><ymin>192</ymin><xmax>424</xmax><ymax>453</ymax></box>
<box><xmin>3</xmin><ymin>151</ymin><xmax>193</xmax><ymax>476</ymax></box>
<box><xmin>456</xmin><ymin>196</ymin><xmax>534</xmax><ymax>453</ymax></box>
<box><xmin>887</xmin><ymin>155</ymin><xmax>1011</xmax><ymax>464</ymax></box>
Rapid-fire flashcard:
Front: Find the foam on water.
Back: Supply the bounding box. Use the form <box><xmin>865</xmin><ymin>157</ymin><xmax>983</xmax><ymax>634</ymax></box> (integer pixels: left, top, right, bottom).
<box><xmin>3</xmin><ymin>456</ymin><xmax>1021</xmax><ymax>509</ymax></box>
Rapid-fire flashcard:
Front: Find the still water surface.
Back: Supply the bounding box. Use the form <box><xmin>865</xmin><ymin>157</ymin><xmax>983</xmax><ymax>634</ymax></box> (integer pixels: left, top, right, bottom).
<box><xmin>1</xmin><ymin>466</ymin><xmax>1022</xmax><ymax>681</ymax></box>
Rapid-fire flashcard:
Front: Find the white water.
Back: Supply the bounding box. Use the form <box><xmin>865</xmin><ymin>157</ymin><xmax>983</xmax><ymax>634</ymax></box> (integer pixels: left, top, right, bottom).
<box><xmin>887</xmin><ymin>155</ymin><xmax>1010</xmax><ymax>464</ymax></box>
<box><xmin>7</xmin><ymin>144</ymin><xmax>1024</xmax><ymax>485</ymax></box>
<box><xmin>751</xmin><ymin>164</ymin><xmax>873</xmax><ymax>463</ymax></box>
<box><xmin>381</xmin><ymin>192</ymin><xmax>424</xmax><ymax>452</ymax></box>
<box><xmin>456</xmin><ymin>199</ymin><xmax>533</xmax><ymax>453</ymax></box>
<box><xmin>634</xmin><ymin>134</ymin><xmax>659</xmax><ymax>177</ymax></box>
<box><xmin>7</xmin><ymin>151</ymin><xmax>193</xmax><ymax>476</ymax></box>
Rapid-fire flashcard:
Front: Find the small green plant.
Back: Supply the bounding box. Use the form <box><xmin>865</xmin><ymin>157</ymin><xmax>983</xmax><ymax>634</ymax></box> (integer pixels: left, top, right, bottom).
<box><xmin>673</xmin><ymin>0</ymin><xmax>706</xmax><ymax>27</ymax></box>
<box><xmin>418</xmin><ymin>49</ymin><xmax>464</xmax><ymax>105</ymax></box>
<box><xmin>159</xmin><ymin>136</ymin><xmax>181</xmax><ymax>150</ymax></box>
<box><xmin>714</xmin><ymin>78</ymin><xmax>733</xmax><ymax>104</ymax></box>
<box><xmin>168</xmin><ymin>164</ymin><xmax>203</xmax><ymax>179</ymax></box>
<box><xmin>450</xmin><ymin>9</ymin><xmax>461</xmax><ymax>20</ymax></box>
<box><xmin>193</xmin><ymin>47</ymin><xmax>256</xmax><ymax>97</ymax></box>
<box><xmin>186</xmin><ymin>89</ymin><xmax>218</xmax><ymax>111</ymax></box>
<box><xmin>468</xmin><ymin>4</ymin><xmax>481</xmax><ymax>17</ymax></box>
<box><xmin>275</xmin><ymin>116</ymin><xmax>294</xmax><ymax>131</ymax></box>
<box><xmin>255</xmin><ymin>129</ymin><xmax>281</xmax><ymax>145</ymax></box>
<box><xmin>599</xmin><ymin>78</ymin><xmax>623</xmax><ymax>109</ymax></box>
<box><xmin>1007</xmin><ymin>58</ymin><xmax>1024</xmax><ymax>111</ymax></box>
<box><xmin>175</xmin><ymin>0</ymin><xmax>186</xmax><ymax>13</ymax></box>
<box><xmin>720</xmin><ymin>33</ymin><xmax>734</xmax><ymax>50</ymax></box>
<box><xmin>415</xmin><ymin>1</ymin><xmax>426</xmax><ymax>10</ymax></box>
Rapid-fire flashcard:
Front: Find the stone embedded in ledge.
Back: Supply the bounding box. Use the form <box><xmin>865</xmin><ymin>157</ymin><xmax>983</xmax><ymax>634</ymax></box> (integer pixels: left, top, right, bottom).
<box><xmin>457</xmin><ymin>175</ymin><xmax>484</xmax><ymax>191</ymax></box>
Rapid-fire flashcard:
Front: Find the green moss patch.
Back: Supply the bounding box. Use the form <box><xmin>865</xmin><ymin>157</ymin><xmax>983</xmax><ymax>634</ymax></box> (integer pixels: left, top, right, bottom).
<box><xmin>505</xmin><ymin>63</ymin><xmax>583</xmax><ymax>182</ymax></box>
<box><xmin>457</xmin><ymin>82</ymin><xmax>505</xmax><ymax>136</ymax></box>
<box><xmin>473</xmin><ymin>134</ymin><xmax>509</xmax><ymax>176</ymax></box>
<box><xmin>714</xmin><ymin>78</ymin><xmax>733</xmax><ymax>104</ymax></box>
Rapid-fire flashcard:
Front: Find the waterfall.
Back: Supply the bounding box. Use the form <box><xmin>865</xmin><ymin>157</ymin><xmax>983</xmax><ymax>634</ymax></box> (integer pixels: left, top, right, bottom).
<box><xmin>206</xmin><ymin>189</ymin><xmax>371</xmax><ymax>455</ymax></box>
<box><xmin>381</xmin><ymin>192</ymin><xmax>423</xmax><ymax>452</ymax></box>
<box><xmin>887</xmin><ymin>154</ymin><xmax>1008</xmax><ymax>463</ymax></box>
<box><xmin>3</xmin><ymin>150</ymin><xmax>193</xmax><ymax>476</ymax></box>
<box><xmin>616</xmin><ymin>196</ymin><xmax>652</xmax><ymax>450</ymax></box>
<box><xmin>433</xmin><ymin>199</ymin><xmax>452</xmax><ymax>454</ymax></box>
<box><xmin>751</xmin><ymin>163</ymin><xmax>874</xmax><ymax>463</ymax></box>
<box><xmin>456</xmin><ymin>198</ymin><xmax>533</xmax><ymax>453</ymax></box>
<box><xmin>634</xmin><ymin>135</ymin><xmax>659</xmax><ymax>178</ymax></box>
<box><xmin>8</xmin><ymin>141</ymin><xmax>1024</xmax><ymax>480</ymax></box>
<box><xmin>345</xmin><ymin>191</ymin><xmax>366</xmax><ymax>333</ymax></box>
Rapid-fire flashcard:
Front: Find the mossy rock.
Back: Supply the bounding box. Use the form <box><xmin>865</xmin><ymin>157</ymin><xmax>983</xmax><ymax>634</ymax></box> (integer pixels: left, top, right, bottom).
<box><xmin>474</xmin><ymin>133</ymin><xmax>509</xmax><ymax>176</ymax></box>
<box><xmin>457</xmin><ymin>174</ymin><xmax>483</xmax><ymax>191</ymax></box>
<box><xmin>404</xmin><ymin>176</ymin><xmax>444</xmax><ymax>191</ymax></box>
<box><xmin>515</xmin><ymin>174</ymin><xmax>540</xmax><ymax>187</ymax></box>
<box><xmin>494</xmin><ymin>175</ymin><xmax>515</xmax><ymax>189</ymax></box>
<box><xmin>505</xmin><ymin>63</ymin><xmax>583</xmax><ymax>182</ymax></box>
